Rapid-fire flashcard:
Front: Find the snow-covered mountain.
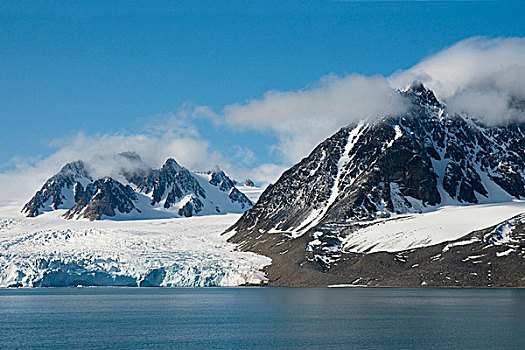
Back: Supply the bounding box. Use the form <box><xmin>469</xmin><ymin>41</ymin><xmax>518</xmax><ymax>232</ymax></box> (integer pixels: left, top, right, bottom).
<box><xmin>228</xmin><ymin>82</ymin><xmax>525</xmax><ymax>287</ymax></box>
<box><xmin>231</xmin><ymin>82</ymin><xmax>525</xmax><ymax>237</ymax></box>
<box><xmin>23</xmin><ymin>156</ymin><xmax>253</xmax><ymax>220</ymax></box>
<box><xmin>22</xmin><ymin>160</ymin><xmax>93</xmax><ymax>217</ymax></box>
<box><xmin>8</xmin><ymin>82</ymin><xmax>525</xmax><ymax>288</ymax></box>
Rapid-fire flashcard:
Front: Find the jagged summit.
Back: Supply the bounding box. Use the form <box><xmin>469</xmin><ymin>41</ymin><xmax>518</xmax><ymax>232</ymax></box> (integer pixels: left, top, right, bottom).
<box><xmin>22</xmin><ymin>160</ymin><xmax>92</xmax><ymax>217</ymax></box>
<box><xmin>163</xmin><ymin>157</ymin><xmax>181</xmax><ymax>168</ymax></box>
<box><xmin>137</xmin><ymin>158</ymin><xmax>206</xmax><ymax>210</ymax></box>
<box><xmin>205</xmin><ymin>167</ymin><xmax>253</xmax><ymax>210</ymax></box>
<box><xmin>58</xmin><ymin>160</ymin><xmax>91</xmax><ymax>178</ymax></box>
<box><xmin>403</xmin><ymin>81</ymin><xmax>443</xmax><ymax>108</ymax></box>
<box><xmin>23</xmin><ymin>156</ymin><xmax>253</xmax><ymax>220</ymax></box>
<box><xmin>209</xmin><ymin>167</ymin><xmax>235</xmax><ymax>191</ymax></box>
<box><xmin>230</xmin><ymin>85</ymin><xmax>525</xmax><ymax>237</ymax></box>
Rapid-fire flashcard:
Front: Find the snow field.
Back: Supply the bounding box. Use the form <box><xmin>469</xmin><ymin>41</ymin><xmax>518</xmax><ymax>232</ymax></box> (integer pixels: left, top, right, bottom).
<box><xmin>341</xmin><ymin>201</ymin><xmax>525</xmax><ymax>254</ymax></box>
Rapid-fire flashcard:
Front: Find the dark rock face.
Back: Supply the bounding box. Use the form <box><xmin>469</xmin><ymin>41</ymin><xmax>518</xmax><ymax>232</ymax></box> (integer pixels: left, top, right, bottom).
<box><xmin>244</xmin><ymin>179</ymin><xmax>255</xmax><ymax>187</ymax></box>
<box><xmin>228</xmin><ymin>188</ymin><xmax>252</xmax><ymax>210</ymax></box>
<box><xmin>64</xmin><ymin>178</ymin><xmax>138</xmax><ymax>220</ymax></box>
<box><xmin>137</xmin><ymin>158</ymin><xmax>206</xmax><ymax>212</ymax></box>
<box><xmin>233</xmin><ymin>128</ymin><xmax>348</xmax><ymax>234</ymax></box>
<box><xmin>178</xmin><ymin>197</ymin><xmax>204</xmax><ymax>217</ymax></box>
<box><xmin>208</xmin><ymin>168</ymin><xmax>253</xmax><ymax>210</ymax></box>
<box><xmin>22</xmin><ymin>161</ymin><xmax>92</xmax><ymax>217</ymax></box>
<box><xmin>209</xmin><ymin>168</ymin><xmax>236</xmax><ymax>192</ymax></box>
<box><xmin>230</xmin><ymin>83</ymin><xmax>525</xmax><ymax>235</ymax></box>
<box><xmin>228</xmin><ymin>82</ymin><xmax>525</xmax><ymax>287</ymax></box>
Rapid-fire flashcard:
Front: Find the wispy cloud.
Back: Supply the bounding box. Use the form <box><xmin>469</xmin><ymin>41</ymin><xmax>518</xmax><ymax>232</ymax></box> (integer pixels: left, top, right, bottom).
<box><xmin>222</xmin><ymin>74</ymin><xmax>409</xmax><ymax>163</ymax></box>
<box><xmin>391</xmin><ymin>37</ymin><xmax>525</xmax><ymax>124</ymax></box>
<box><xmin>2</xmin><ymin>36</ymin><xmax>525</xmax><ymax>204</ymax></box>
<box><xmin>214</xmin><ymin>37</ymin><xmax>525</xmax><ymax>165</ymax></box>
<box><xmin>0</xmin><ymin>111</ymin><xmax>230</xmax><ymax>204</ymax></box>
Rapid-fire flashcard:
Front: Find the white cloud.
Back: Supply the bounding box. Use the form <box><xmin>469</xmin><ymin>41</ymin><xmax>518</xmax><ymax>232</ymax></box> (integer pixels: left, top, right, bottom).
<box><xmin>223</xmin><ymin>74</ymin><xmax>409</xmax><ymax>163</ymax></box>
<box><xmin>232</xmin><ymin>145</ymin><xmax>257</xmax><ymax>165</ymax></box>
<box><xmin>237</xmin><ymin>163</ymin><xmax>289</xmax><ymax>186</ymax></box>
<box><xmin>219</xmin><ymin>37</ymin><xmax>525</xmax><ymax>166</ymax></box>
<box><xmin>391</xmin><ymin>37</ymin><xmax>525</xmax><ymax>123</ymax></box>
<box><xmin>0</xmin><ymin>123</ymin><xmax>227</xmax><ymax>206</ymax></box>
<box><xmin>445</xmin><ymin>90</ymin><xmax>519</xmax><ymax>125</ymax></box>
<box><xmin>51</xmin><ymin>132</ymin><xmax>223</xmax><ymax>176</ymax></box>
<box><xmin>4</xmin><ymin>36</ymin><xmax>525</xmax><ymax>206</ymax></box>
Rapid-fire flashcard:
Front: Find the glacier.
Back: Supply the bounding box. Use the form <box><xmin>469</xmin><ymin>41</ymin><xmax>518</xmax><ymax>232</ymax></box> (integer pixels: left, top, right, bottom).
<box><xmin>0</xmin><ymin>206</ymin><xmax>271</xmax><ymax>287</ymax></box>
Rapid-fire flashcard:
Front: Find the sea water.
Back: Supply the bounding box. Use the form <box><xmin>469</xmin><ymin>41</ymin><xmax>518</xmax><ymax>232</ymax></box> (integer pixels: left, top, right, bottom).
<box><xmin>1</xmin><ymin>287</ymin><xmax>524</xmax><ymax>349</ymax></box>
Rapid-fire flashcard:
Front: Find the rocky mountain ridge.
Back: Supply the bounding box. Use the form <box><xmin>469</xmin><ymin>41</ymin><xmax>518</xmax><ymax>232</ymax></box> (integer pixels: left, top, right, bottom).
<box><xmin>23</xmin><ymin>155</ymin><xmax>252</xmax><ymax>220</ymax></box>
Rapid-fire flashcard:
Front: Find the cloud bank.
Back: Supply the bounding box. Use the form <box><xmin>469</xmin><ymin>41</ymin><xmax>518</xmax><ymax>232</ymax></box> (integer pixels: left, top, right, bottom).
<box><xmin>391</xmin><ymin>37</ymin><xmax>525</xmax><ymax>124</ymax></box>
<box><xmin>0</xmin><ymin>117</ymin><xmax>226</xmax><ymax>205</ymax></box>
<box><xmin>217</xmin><ymin>37</ymin><xmax>525</xmax><ymax>165</ymax></box>
<box><xmin>2</xmin><ymin>36</ymin><xmax>525</xmax><ymax>205</ymax></box>
<box><xmin>223</xmin><ymin>74</ymin><xmax>409</xmax><ymax>163</ymax></box>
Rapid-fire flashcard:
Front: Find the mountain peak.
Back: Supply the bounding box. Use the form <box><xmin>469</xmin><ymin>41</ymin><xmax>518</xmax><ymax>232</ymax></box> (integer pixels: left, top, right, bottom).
<box><xmin>230</xmin><ymin>95</ymin><xmax>525</xmax><ymax>238</ymax></box>
<box><xmin>210</xmin><ymin>165</ymin><xmax>222</xmax><ymax>173</ymax></box>
<box><xmin>404</xmin><ymin>81</ymin><xmax>442</xmax><ymax>108</ymax></box>
<box><xmin>408</xmin><ymin>80</ymin><xmax>426</xmax><ymax>92</ymax></box>
<box><xmin>21</xmin><ymin>160</ymin><xmax>92</xmax><ymax>217</ymax></box>
<box><xmin>57</xmin><ymin>160</ymin><xmax>91</xmax><ymax>179</ymax></box>
<box><xmin>208</xmin><ymin>167</ymin><xmax>232</xmax><ymax>187</ymax></box>
<box><xmin>205</xmin><ymin>167</ymin><xmax>253</xmax><ymax>209</ymax></box>
<box><xmin>163</xmin><ymin>158</ymin><xmax>181</xmax><ymax>169</ymax></box>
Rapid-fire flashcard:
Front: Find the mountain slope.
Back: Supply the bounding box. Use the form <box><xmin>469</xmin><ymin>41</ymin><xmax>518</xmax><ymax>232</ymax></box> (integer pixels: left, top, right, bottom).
<box><xmin>228</xmin><ymin>82</ymin><xmax>525</xmax><ymax>287</ymax></box>
<box><xmin>22</xmin><ymin>161</ymin><xmax>92</xmax><ymax>217</ymax></box>
<box><xmin>64</xmin><ymin>178</ymin><xmax>140</xmax><ymax>220</ymax></box>
<box><xmin>229</xmin><ymin>209</ymin><xmax>525</xmax><ymax>287</ymax></box>
<box><xmin>231</xmin><ymin>82</ymin><xmax>525</xmax><ymax>237</ymax></box>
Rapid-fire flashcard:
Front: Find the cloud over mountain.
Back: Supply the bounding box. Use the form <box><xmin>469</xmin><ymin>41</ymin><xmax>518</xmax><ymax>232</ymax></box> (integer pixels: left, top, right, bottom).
<box><xmin>222</xmin><ymin>74</ymin><xmax>409</xmax><ymax>163</ymax></box>
<box><xmin>216</xmin><ymin>37</ymin><xmax>525</xmax><ymax>164</ymax></box>
<box><xmin>2</xmin><ymin>36</ymin><xmax>525</xmax><ymax>203</ymax></box>
<box><xmin>391</xmin><ymin>37</ymin><xmax>525</xmax><ymax>124</ymax></box>
<box><xmin>0</xmin><ymin>118</ymin><xmax>226</xmax><ymax>205</ymax></box>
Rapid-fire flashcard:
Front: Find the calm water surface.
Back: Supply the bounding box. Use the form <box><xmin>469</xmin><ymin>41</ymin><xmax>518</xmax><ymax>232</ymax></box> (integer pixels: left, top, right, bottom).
<box><xmin>0</xmin><ymin>287</ymin><xmax>524</xmax><ymax>349</ymax></box>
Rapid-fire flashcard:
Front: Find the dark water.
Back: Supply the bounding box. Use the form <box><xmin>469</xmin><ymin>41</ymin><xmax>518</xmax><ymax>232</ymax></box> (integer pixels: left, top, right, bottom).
<box><xmin>1</xmin><ymin>288</ymin><xmax>524</xmax><ymax>349</ymax></box>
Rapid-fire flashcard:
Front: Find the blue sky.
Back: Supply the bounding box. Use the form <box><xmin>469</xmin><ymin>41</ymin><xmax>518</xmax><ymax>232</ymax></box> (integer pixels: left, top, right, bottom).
<box><xmin>1</xmin><ymin>0</ymin><xmax>525</xmax><ymax>183</ymax></box>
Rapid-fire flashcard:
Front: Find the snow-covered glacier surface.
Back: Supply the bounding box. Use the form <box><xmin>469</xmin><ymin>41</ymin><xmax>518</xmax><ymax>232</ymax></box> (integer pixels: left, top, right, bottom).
<box><xmin>340</xmin><ymin>201</ymin><xmax>525</xmax><ymax>254</ymax></box>
<box><xmin>0</xmin><ymin>206</ymin><xmax>271</xmax><ymax>287</ymax></box>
